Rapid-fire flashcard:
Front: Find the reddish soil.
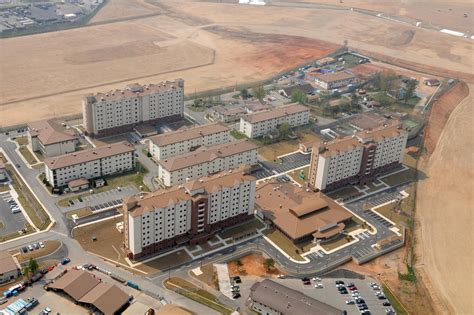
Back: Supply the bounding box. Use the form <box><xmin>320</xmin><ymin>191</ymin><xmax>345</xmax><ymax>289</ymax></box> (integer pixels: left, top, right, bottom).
<box><xmin>227</xmin><ymin>254</ymin><xmax>281</xmax><ymax>277</ymax></box>
<box><xmin>422</xmin><ymin>81</ymin><xmax>469</xmax><ymax>160</ymax></box>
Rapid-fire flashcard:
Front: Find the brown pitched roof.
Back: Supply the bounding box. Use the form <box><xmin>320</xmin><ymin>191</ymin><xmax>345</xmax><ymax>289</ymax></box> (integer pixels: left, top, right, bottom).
<box><xmin>244</xmin><ymin>100</ymin><xmax>270</xmax><ymax>112</ymax></box>
<box><xmin>149</xmin><ymin>123</ymin><xmax>229</xmax><ymax>146</ymax></box>
<box><xmin>255</xmin><ymin>182</ymin><xmax>352</xmax><ymax>239</ymax></box>
<box><xmin>157</xmin><ymin>140</ymin><xmax>257</xmax><ymax>172</ymax></box>
<box><xmin>84</xmin><ymin>79</ymin><xmax>184</xmax><ymax>103</ymax></box>
<box><xmin>68</xmin><ymin>178</ymin><xmax>89</xmax><ymax>188</ymax></box>
<box><xmin>79</xmin><ymin>282</ymin><xmax>130</xmax><ymax>315</ymax></box>
<box><xmin>124</xmin><ymin>167</ymin><xmax>255</xmax><ymax>217</ymax></box>
<box><xmin>318</xmin><ymin>122</ymin><xmax>405</xmax><ymax>158</ymax></box>
<box><xmin>250</xmin><ymin>279</ymin><xmax>342</xmax><ymax>315</ymax></box>
<box><xmin>45</xmin><ymin>141</ymin><xmax>134</xmax><ymax>170</ymax></box>
<box><xmin>49</xmin><ymin>269</ymin><xmax>100</xmax><ymax>301</ymax></box>
<box><xmin>214</xmin><ymin>106</ymin><xmax>245</xmax><ymax>116</ymax></box>
<box><xmin>28</xmin><ymin>119</ymin><xmax>77</xmax><ymax>146</ymax></box>
<box><xmin>242</xmin><ymin>103</ymin><xmax>309</xmax><ymax>124</ymax></box>
<box><xmin>0</xmin><ymin>251</ymin><xmax>19</xmax><ymax>275</ymax></box>
<box><xmin>156</xmin><ymin>305</ymin><xmax>193</xmax><ymax>315</ymax></box>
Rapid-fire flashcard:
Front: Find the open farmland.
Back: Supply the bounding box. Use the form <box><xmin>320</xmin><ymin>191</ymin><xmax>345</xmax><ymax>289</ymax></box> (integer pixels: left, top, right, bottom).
<box><xmin>414</xmin><ymin>84</ymin><xmax>473</xmax><ymax>314</ymax></box>
<box><xmin>0</xmin><ymin>0</ymin><xmax>473</xmax><ymax>126</ymax></box>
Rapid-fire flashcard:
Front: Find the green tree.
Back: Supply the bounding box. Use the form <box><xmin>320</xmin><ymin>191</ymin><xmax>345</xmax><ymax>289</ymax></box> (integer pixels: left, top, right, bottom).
<box><xmin>28</xmin><ymin>258</ymin><xmax>39</xmax><ymax>275</ymax></box>
<box><xmin>404</xmin><ymin>80</ymin><xmax>417</xmax><ymax>104</ymax></box>
<box><xmin>340</xmin><ymin>103</ymin><xmax>351</xmax><ymax>113</ymax></box>
<box><xmin>291</xmin><ymin>89</ymin><xmax>307</xmax><ymax>104</ymax></box>
<box><xmin>263</xmin><ymin>258</ymin><xmax>275</xmax><ymax>272</ymax></box>
<box><xmin>235</xmin><ymin>259</ymin><xmax>243</xmax><ymax>272</ymax></box>
<box><xmin>350</xmin><ymin>92</ymin><xmax>358</xmax><ymax>107</ymax></box>
<box><xmin>240</xmin><ymin>88</ymin><xmax>249</xmax><ymax>99</ymax></box>
<box><xmin>22</xmin><ymin>266</ymin><xmax>30</xmax><ymax>280</ymax></box>
<box><xmin>251</xmin><ymin>85</ymin><xmax>266</xmax><ymax>100</ymax></box>
<box><xmin>278</xmin><ymin>122</ymin><xmax>291</xmax><ymax>139</ymax></box>
<box><xmin>380</xmin><ymin>70</ymin><xmax>397</xmax><ymax>93</ymax></box>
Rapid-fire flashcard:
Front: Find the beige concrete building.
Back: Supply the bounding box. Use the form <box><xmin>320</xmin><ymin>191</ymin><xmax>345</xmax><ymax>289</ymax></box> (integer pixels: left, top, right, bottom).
<box><xmin>309</xmin><ymin>122</ymin><xmax>408</xmax><ymax>191</ymax></box>
<box><xmin>249</xmin><ymin>279</ymin><xmax>343</xmax><ymax>315</ymax></box>
<box><xmin>124</xmin><ymin>168</ymin><xmax>256</xmax><ymax>259</ymax></box>
<box><xmin>255</xmin><ymin>182</ymin><xmax>352</xmax><ymax>244</ymax></box>
<box><xmin>27</xmin><ymin>119</ymin><xmax>78</xmax><ymax>158</ymax></box>
<box><xmin>149</xmin><ymin>123</ymin><xmax>230</xmax><ymax>160</ymax></box>
<box><xmin>83</xmin><ymin>80</ymin><xmax>184</xmax><ymax>138</ymax></box>
<box><xmin>239</xmin><ymin>103</ymin><xmax>310</xmax><ymax>138</ymax></box>
<box><xmin>0</xmin><ymin>251</ymin><xmax>21</xmax><ymax>284</ymax></box>
<box><xmin>308</xmin><ymin>71</ymin><xmax>356</xmax><ymax>90</ymax></box>
<box><xmin>212</xmin><ymin>106</ymin><xmax>246</xmax><ymax>123</ymax></box>
<box><xmin>44</xmin><ymin>141</ymin><xmax>135</xmax><ymax>188</ymax></box>
<box><xmin>157</xmin><ymin>140</ymin><xmax>258</xmax><ymax>187</ymax></box>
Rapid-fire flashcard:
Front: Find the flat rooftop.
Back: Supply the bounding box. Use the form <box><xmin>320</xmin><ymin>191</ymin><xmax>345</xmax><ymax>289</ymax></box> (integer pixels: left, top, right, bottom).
<box><xmin>255</xmin><ymin>182</ymin><xmax>352</xmax><ymax>240</ymax></box>
<box><xmin>312</xmin><ymin>71</ymin><xmax>355</xmax><ymax>83</ymax></box>
<box><xmin>250</xmin><ymin>279</ymin><xmax>342</xmax><ymax>315</ymax></box>
<box><xmin>242</xmin><ymin>103</ymin><xmax>309</xmax><ymax>124</ymax></box>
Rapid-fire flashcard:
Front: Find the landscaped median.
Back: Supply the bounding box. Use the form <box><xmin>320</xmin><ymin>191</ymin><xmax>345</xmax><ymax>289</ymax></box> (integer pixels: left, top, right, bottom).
<box><xmin>164</xmin><ymin>277</ymin><xmax>234</xmax><ymax>315</ymax></box>
<box><xmin>3</xmin><ymin>161</ymin><xmax>51</xmax><ymax>231</ymax></box>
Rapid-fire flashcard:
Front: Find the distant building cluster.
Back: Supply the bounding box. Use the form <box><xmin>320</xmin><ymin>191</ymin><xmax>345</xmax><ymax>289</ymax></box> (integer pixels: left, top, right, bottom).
<box><xmin>0</xmin><ymin>0</ymin><xmax>103</xmax><ymax>34</ymax></box>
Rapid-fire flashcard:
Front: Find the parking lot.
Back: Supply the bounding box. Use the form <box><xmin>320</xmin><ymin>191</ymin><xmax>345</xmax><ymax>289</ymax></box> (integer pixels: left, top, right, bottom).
<box><xmin>254</xmin><ymin>152</ymin><xmax>311</xmax><ymax>180</ymax></box>
<box><xmin>0</xmin><ymin>191</ymin><xmax>28</xmax><ymax>237</ymax></box>
<box><xmin>59</xmin><ymin>185</ymin><xmax>138</xmax><ymax>212</ymax></box>
<box><xmin>365</xmin><ymin>210</ymin><xmax>394</xmax><ymax>228</ymax></box>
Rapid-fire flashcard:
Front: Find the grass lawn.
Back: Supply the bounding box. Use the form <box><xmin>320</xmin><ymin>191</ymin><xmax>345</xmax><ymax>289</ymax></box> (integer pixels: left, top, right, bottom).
<box><xmin>264</xmin><ymin>229</ymin><xmax>306</xmax><ymax>261</ymax></box>
<box><xmin>165</xmin><ymin>277</ymin><xmax>233</xmax><ymax>315</ymax></box>
<box><xmin>14</xmin><ymin>136</ymin><xmax>28</xmax><ymax>146</ymax></box>
<box><xmin>135</xmin><ymin>250</ymin><xmax>192</xmax><ymax>274</ymax></box>
<box><xmin>65</xmin><ymin>207</ymin><xmax>92</xmax><ymax>219</ymax></box>
<box><xmin>380</xmin><ymin>168</ymin><xmax>416</xmax><ymax>187</ymax></box>
<box><xmin>5</xmin><ymin>164</ymin><xmax>50</xmax><ymax>230</ymax></box>
<box><xmin>18</xmin><ymin>146</ymin><xmax>37</xmax><ymax>165</ymax></box>
<box><xmin>16</xmin><ymin>240</ymin><xmax>61</xmax><ymax>263</ymax></box>
<box><xmin>321</xmin><ymin>235</ymin><xmax>353</xmax><ymax>251</ymax></box>
<box><xmin>373</xmin><ymin>200</ymin><xmax>410</xmax><ymax>230</ymax></box>
<box><xmin>230</xmin><ymin>129</ymin><xmax>247</xmax><ymax>140</ymax></box>
<box><xmin>218</xmin><ymin>218</ymin><xmax>264</xmax><ymax>240</ymax></box>
<box><xmin>258</xmin><ymin>141</ymin><xmax>298</xmax><ymax>162</ymax></box>
<box><xmin>326</xmin><ymin>186</ymin><xmax>363</xmax><ymax>201</ymax></box>
<box><xmin>186</xmin><ymin>104</ymin><xmax>207</xmax><ymax>112</ymax></box>
<box><xmin>288</xmin><ymin>166</ymin><xmax>309</xmax><ymax>186</ymax></box>
<box><xmin>0</xmin><ymin>185</ymin><xmax>9</xmax><ymax>192</ymax></box>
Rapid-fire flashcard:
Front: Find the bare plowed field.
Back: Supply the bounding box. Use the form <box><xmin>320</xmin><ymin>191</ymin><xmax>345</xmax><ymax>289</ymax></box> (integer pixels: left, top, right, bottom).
<box><xmin>415</xmin><ymin>84</ymin><xmax>473</xmax><ymax>314</ymax></box>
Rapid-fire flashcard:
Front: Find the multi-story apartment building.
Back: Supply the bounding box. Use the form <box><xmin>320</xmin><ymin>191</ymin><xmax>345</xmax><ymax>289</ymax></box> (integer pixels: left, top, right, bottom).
<box><xmin>239</xmin><ymin>103</ymin><xmax>310</xmax><ymax>138</ymax></box>
<box><xmin>27</xmin><ymin>119</ymin><xmax>78</xmax><ymax>157</ymax></box>
<box><xmin>308</xmin><ymin>122</ymin><xmax>408</xmax><ymax>192</ymax></box>
<box><xmin>149</xmin><ymin>123</ymin><xmax>230</xmax><ymax>160</ymax></box>
<box><xmin>83</xmin><ymin>80</ymin><xmax>184</xmax><ymax>138</ymax></box>
<box><xmin>157</xmin><ymin>140</ymin><xmax>258</xmax><ymax>187</ymax></box>
<box><xmin>123</xmin><ymin>168</ymin><xmax>256</xmax><ymax>259</ymax></box>
<box><xmin>44</xmin><ymin>141</ymin><xmax>135</xmax><ymax>188</ymax></box>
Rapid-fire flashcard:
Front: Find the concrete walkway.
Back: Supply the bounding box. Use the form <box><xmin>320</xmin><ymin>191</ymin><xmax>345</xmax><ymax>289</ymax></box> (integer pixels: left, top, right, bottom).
<box><xmin>214</xmin><ymin>263</ymin><xmax>234</xmax><ymax>299</ymax></box>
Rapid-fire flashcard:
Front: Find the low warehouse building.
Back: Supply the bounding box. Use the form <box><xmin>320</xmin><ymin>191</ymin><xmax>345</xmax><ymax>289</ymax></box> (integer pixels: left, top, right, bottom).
<box><xmin>48</xmin><ymin>269</ymin><xmax>131</xmax><ymax>315</ymax></box>
<box><xmin>249</xmin><ymin>279</ymin><xmax>344</xmax><ymax>315</ymax></box>
<box><xmin>0</xmin><ymin>251</ymin><xmax>21</xmax><ymax>284</ymax></box>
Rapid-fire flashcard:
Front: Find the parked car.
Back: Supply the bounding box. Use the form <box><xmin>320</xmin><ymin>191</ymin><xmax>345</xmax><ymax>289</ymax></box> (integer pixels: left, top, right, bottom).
<box><xmin>39</xmin><ymin>268</ymin><xmax>49</xmax><ymax>275</ymax></box>
<box><xmin>335</xmin><ymin>280</ymin><xmax>345</xmax><ymax>285</ymax></box>
<box><xmin>314</xmin><ymin>283</ymin><xmax>323</xmax><ymax>288</ymax></box>
<box><xmin>231</xmin><ymin>285</ymin><xmax>240</xmax><ymax>292</ymax></box>
<box><xmin>21</xmin><ymin>247</ymin><xmax>28</xmax><ymax>254</ymax></box>
<box><xmin>345</xmin><ymin>300</ymin><xmax>355</xmax><ymax>305</ymax></box>
<box><xmin>61</xmin><ymin>258</ymin><xmax>71</xmax><ymax>265</ymax></box>
<box><xmin>232</xmin><ymin>292</ymin><xmax>241</xmax><ymax>299</ymax></box>
<box><xmin>33</xmin><ymin>243</ymin><xmax>40</xmax><ymax>250</ymax></box>
<box><xmin>39</xmin><ymin>242</ymin><xmax>45</xmax><ymax>248</ymax></box>
<box><xmin>378</xmin><ymin>295</ymin><xmax>387</xmax><ymax>300</ymax></box>
<box><xmin>233</xmin><ymin>276</ymin><xmax>242</xmax><ymax>284</ymax></box>
<box><xmin>383</xmin><ymin>302</ymin><xmax>391</xmax><ymax>307</ymax></box>
<box><xmin>356</xmin><ymin>298</ymin><xmax>366</xmax><ymax>304</ymax></box>
<box><xmin>28</xmin><ymin>245</ymin><xmax>34</xmax><ymax>251</ymax></box>
<box><xmin>312</xmin><ymin>277</ymin><xmax>321</xmax><ymax>282</ymax></box>
<box><xmin>0</xmin><ymin>297</ymin><xmax>8</xmax><ymax>305</ymax></box>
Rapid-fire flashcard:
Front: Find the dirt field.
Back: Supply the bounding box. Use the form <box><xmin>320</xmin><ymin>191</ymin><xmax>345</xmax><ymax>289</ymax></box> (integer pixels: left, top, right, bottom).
<box><xmin>228</xmin><ymin>253</ymin><xmax>281</xmax><ymax>277</ymax></box>
<box><xmin>0</xmin><ymin>0</ymin><xmax>472</xmax><ymax>125</ymax></box>
<box><xmin>414</xmin><ymin>84</ymin><xmax>473</xmax><ymax>314</ymax></box>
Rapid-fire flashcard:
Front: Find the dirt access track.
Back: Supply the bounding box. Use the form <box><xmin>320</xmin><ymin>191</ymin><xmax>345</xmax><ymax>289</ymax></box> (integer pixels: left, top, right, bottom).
<box><xmin>0</xmin><ymin>0</ymin><xmax>472</xmax><ymax>126</ymax></box>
